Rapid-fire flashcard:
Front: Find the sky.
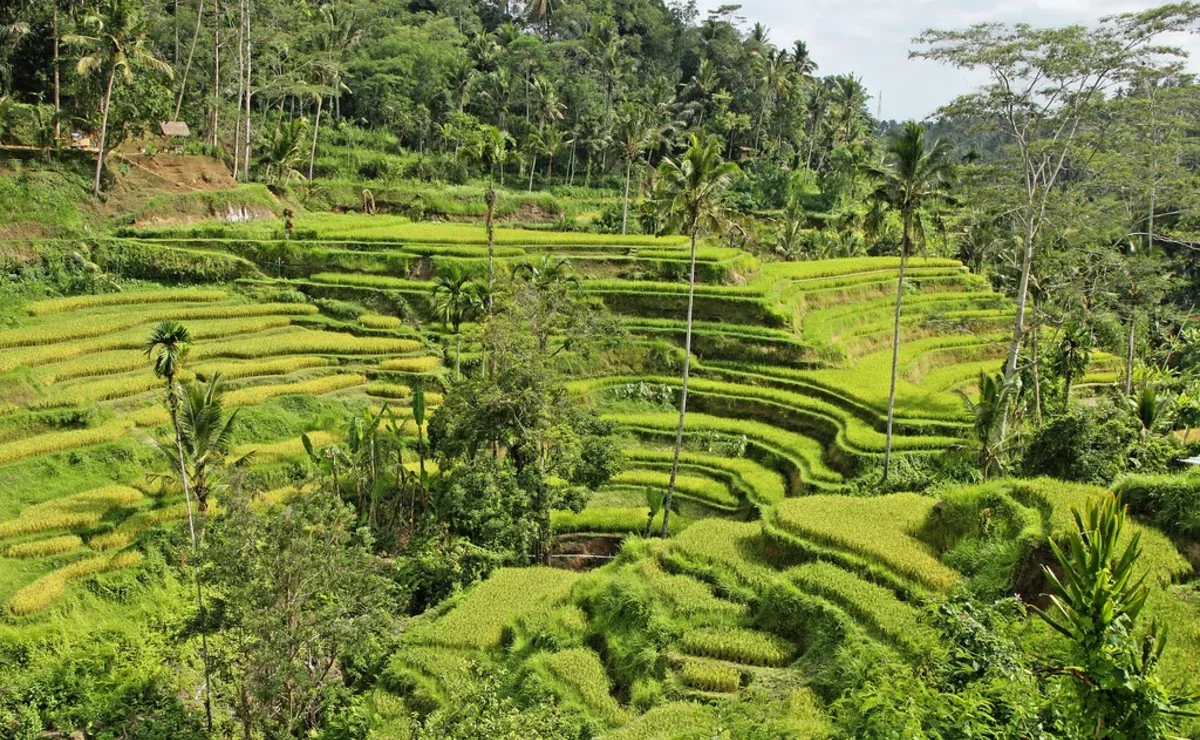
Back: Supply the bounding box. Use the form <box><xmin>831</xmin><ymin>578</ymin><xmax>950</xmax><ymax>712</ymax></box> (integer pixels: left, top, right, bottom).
<box><xmin>694</xmin><ymin>0</ymin><xmax>1200</xmax><ymax>121</ymax></box>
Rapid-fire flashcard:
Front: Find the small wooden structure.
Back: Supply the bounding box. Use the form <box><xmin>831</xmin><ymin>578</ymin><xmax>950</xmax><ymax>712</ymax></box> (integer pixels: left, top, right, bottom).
<box><xmin>156</xmin><ymin>121</ymin><xmax>190</xmax><ymax>153</ymax></box>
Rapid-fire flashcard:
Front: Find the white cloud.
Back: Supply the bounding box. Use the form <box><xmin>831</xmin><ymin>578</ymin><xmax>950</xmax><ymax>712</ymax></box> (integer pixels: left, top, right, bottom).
<box><xmin>695</xmin><ymin>0</ymin><xmax>1200</xmax><ymax>120</ymax></box>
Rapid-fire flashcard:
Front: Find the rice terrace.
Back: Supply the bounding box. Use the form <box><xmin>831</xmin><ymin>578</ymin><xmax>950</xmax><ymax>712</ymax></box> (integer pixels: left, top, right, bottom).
<box><xmin>1</xmin><ymin>0</ymin><xmax>1200</xmax><ymax>737</ymax></box>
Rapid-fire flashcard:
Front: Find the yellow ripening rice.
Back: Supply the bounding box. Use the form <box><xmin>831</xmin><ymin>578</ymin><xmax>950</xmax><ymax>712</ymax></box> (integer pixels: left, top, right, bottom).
<box><xmin>379</xmin><ymin>356</ymin><xmax>442</xmax><ymax>373</ymax></box>
<box><xmin>9</xmin><ymin>550</ymin><xmax>144</xmax><ymax>615</ymax></box>
<box><xmin>0</xmin><ymin>485</ymin><xmax>143</xmax><ymax>540</ymax></box>
<box><xmin>27</xmin><ymin>289</ymin><xmax>226</xmax><ymax>316</ymax></box>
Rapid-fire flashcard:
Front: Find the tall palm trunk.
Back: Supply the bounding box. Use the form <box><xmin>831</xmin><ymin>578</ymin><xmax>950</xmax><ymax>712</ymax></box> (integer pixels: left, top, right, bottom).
<box><xmin>92</xmin><ymin>65</ymin><xmax>117</xmax><ymax>197</ymax></box>
<box><xmin>1125</xmin><ymin>311</ymin><xmax>1137</xmax><ymax>397</ymax></box>
<box><xmin>485</xmin><ymin>186</ymin><xmax>496</xmax><ymax>316</ymax></box>
<box><xmin>881</xmin><ymin>223</ymin><xmax>910</xmax><ymax>482</ymax></box>
<box><xmin>308</xmin><ymin>93</ymin><xmax>323</xmax><ymax>180</ymax></box>
<box><xmin>167</xmin><ymin>382</ymin><xmax>213</xmax><ymax>733</ymax></box>
<box><xmin>53</xmin><ymin>7</ymin><xmax>61</xmax><ymax>141</ymax></box>
<box><xmin>622</xmin><ymin>155</ymin><xmax>633</xmax><ymax>235</ymax></box>
<box><xmin>173</xmin><ymin>0</ymin><xmax>206</xmax><ymax>119</ymax></box>
<box><xmin>662</xmin><ymin>227</ymin><xmax>699</xmax><ymax>537</ymax></box>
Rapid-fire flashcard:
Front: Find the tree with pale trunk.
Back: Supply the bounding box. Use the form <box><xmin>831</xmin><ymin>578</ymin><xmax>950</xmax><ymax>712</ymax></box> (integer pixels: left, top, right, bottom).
<box><xmin>651</xmin><ymin>135</ymin><xmax>739</xmax><ymax>537</ymax></box>
<box><xmin>864</xmin><ymin>121</ymin><xmax>956</xmax><ymax>482</ymax></box>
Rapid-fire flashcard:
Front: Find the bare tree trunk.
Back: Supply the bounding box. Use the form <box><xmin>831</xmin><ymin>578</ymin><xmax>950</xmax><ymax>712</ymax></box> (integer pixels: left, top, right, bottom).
<box><xmin>881</xmin><ymin>232</ymin><xmax>909</xmax><ymax>482</ymax></box>
<box><xmin>661</xmin><ymin>228</ymin><xmax>700</xmax><ymax>538</ymax></box>
<box><xmin>92</xmin><ymin>66</ymin><xmax>117</xmax><ymax>197</ymax></box>
<box><xmin>485</xmin><ymin>186</ymin><xmax>496</xmax><ymax>315</ymax></box>
<box><xmin>167</xmin><ymin>384</ymin><xmax>213</xmax><ymax>734</ymax></box>
<box><xmin>242</xmin><ymin>0</ymin><xmax>252</xmax><ymax>178</ymax></box>
<box><xmin>308</xmin><ymin>94</ymin><xmax>323</xmax><ymax>181</ymax></box>
<box><xmin>210</xmin><ymin>1</ymin><xmax>220</xmax><ymax>148</ymax></box>
<box><xmin>621</xmin><ymin>156</ymin><xmax>632</xmax><ymax>235</ymax></box>
<box><xmin>53</xmin><ymin>7</ymin><xmax>61</xmax><ymax>142</ymax></box>
<box><xmin>231</xmin><ymin>1</ymin><xmax>244</xmax><ymax>179</ymax></box>
<box><xmin>528</xmin><ymin>154</ymin><xmax>536</xmax><ymax>191</ymax></box>
<box><xmin>1125</xmin><ymin>311</ymin><xmax>1137</xmax><ymax>397</ymax></box>
<box><xmin>567</xmin><ymin>138</ymin><xmax>576</xmax><ymax>185</ymax></box>
<box><xmin>173</xmin><ymin>0</ymin><xmax>206</xmax><ymax>120</ymax></box>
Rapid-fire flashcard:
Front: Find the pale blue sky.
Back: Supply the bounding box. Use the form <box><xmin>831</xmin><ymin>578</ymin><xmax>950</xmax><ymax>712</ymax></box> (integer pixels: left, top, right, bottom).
<box><xmin>695</xmin><ymin>0</ymin><xmax>1200</xmax><ymax>120</ymax></box>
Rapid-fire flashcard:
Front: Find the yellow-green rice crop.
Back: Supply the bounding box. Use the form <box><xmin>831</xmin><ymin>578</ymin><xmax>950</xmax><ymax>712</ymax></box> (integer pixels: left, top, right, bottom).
<box><xmin>252</xmin><ymin>486</ymin><xmax>302</xmax><ymax>508</ymax></box>
<box><xmin>233</xmin><ymin>431</ymin><xmax>338</xmax><ymax>464</ymax></box>
<box><xmin>193</xmin><ymin>330</ymin><xmax>420</xmax><ymax>359</ymax></box>
<box><xmin>677</xmin><ymin>658</ymin><xmax>740</xmax><ymax>693</ymax></box>
<box><xmin>603</xmin><ymin>703</ymin><xmax>719</xmax><ymax>740</ymax></box>
<box><xmin>89</xmin><ymin>502</ymin><xmax>193</xmax><ymax>550</ymax></box>
<box><xmin>191</xmin><ymin>356</ymin><xmax>333</xmax><ymax>381</ymax></box>
<box><xmin>366</xmin><ymin>382</ymin><xmax>412</xmax><ymax>399</ymax></box>
<box><xmin>626</xmin><ymin>448</ymin><xmax>786</xmax><ymax>504</ymax></box>
<box><xmin>221</xmin><ymin>374</ymin><xmax>367</xmax><ymax>407</ymax></box>
<box><xmin>669</xmin><ymin>520</ymin><xmax>776</xmax><ymax>590</ymax></box>
<box><xmin>4</xmin><ymin>534</ymin><xmax>83</xmax><ymax>559</ymax></box>
<box><xmin>550</xmin><ymin>506</ymin><xmax>685</xmax><ymax>535</ymax></box>
<box><xmin>35</xmin><ymin>350</ymin><xmax>148</xmax><ymax>384</ymax></box>
<box><xmin>0</xmin><ymin>420</ymin><xmax>132</xmax><ymax>468</ymax></box>
<box><xmin>679</xmin><ymin>627</ymin><xmax>795</xmax><ymax>667</ymax></box>
<box><xmin>536</xmin><ymin>648</ymin><xmax>628</xmax><ymax>726</ymax></box>
<box><xmin>636</xmin><ymin>559</ymin><xmax>746</xmax><ymax>622</ymax></box>
<box><xmin>27</xmin><ymin>289</ymin><xmax>226</xmax><ymax>316</ymax></box>
<box><xmin>0</xmin><ymin>485</ymin><xmax>143</xmax><ymax>539</ymax></box>
<box><xmin>379</xmin><ymin>356</ymin><xmax>442</xmax><ymax>373</ymax></box>
<box><xmin>418</xmin><ymin>567</ymin><xmax>579</xmax><ymax>649</ymax></box>
<box><xmin>610</xmin><ymin>469</ymin><xmax>738</xmax><ymax>508</ymax></box>
<box><xmin>359</xmin><ymin>313</ymin><xmax>403</xmax><ymax>329</ymax></box>
<box><xmin>9</xmin><ymin>550</ymin><xmax>144</xmax><ymax>615</ymax></box>
<box><xmin>772</xmin><ymin>494</ymin><xmax>959</xmax><ymax>592</ymax></box>
<box><xmin>789</xmin><ymin>561</ymin><xmax>938</xmax><ymax>656</ymax></box>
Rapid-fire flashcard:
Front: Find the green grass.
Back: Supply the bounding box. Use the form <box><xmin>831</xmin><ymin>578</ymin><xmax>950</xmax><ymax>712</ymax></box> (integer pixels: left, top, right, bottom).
<box><xmin>600</xmin><ymin>702</ymin><xmax>718</xmax><ymax>740</ymax></box>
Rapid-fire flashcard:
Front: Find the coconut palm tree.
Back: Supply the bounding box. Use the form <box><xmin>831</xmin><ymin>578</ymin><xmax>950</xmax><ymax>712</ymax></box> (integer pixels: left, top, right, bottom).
<box><xmin>64</xmin><ymin>0</ymin><xmax>173</xmax><ymax>197</ymax></box>
<box><xmin>431</xmin><ymin>264</ymin><xmax>480</xmax><ymax>378</ymax></box>
<box><xmin>476</xmin><ymin>124</ymin><xmax>512</xmax><ymax>311</ymax></box>
<box><xmin>143</xmin><ymin>320</ymin><xmax>213</xmax><ymax>731</ymax></box>
<box><xmin>174</xmin><ymin>375</ymin><xmax>243</xmax><ymax>514</ymax></box>
<box><xmin>651</xmin><ymin>135</ymin><xmax>739</xmax><ymax>536</ymax></box>
<box><xmin>145</xmin><ymin>321</ymin><xmax>198</xmax><ymax>538</ymax></box>
<box><xmin>865</xmin><ymin>121</ymin><xmax>956</xmax><ymax>482</ymax></box>
<box><xmin>616</xmin><ymin>102</ymin><xmax>660</xmax><ymax>236</ymax></box>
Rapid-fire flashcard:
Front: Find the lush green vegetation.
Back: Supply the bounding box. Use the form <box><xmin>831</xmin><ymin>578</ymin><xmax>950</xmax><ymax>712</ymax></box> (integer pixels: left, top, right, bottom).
<box><xmin>1</xmin><ymin>0</ymin><xmax>1199</xmax><ymax>736</ymax></box>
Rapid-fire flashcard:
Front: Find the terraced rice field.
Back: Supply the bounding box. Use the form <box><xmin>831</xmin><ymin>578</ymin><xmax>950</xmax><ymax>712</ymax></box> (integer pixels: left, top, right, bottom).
<box><xmin>6</xmin><ymin>216</ymin><xmax>1180</xmax><ymax>736</ymax></box>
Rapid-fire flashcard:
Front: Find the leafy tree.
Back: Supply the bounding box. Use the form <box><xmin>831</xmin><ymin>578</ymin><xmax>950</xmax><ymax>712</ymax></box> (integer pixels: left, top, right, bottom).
<box><xmin>913</xmin><ymin>6</ymin><xmax>1200</xmax><ymax>398</ymax></box>
<box><xmin>651</xmin><ymin>135</ymin><xmax>739</xmax><ymax>536</ymax></box>
<box><xmin>864</xmin><ymin>121</ymin><xmax>956</xmax><ymax>481</ymax></box>
<box><xmin>63</xmin><ymin>0</ymin><xmax>173</xmax><ymax>196</ymax></box>
<box><xmin>1035</xmin><ymin>494</ymin><xmax>1198</xmax><ymax>738</ymax></box>
<box><xmin>202</xmin><ymin>492</ymin><xmax>396</xmax><ymax>738</ymax></box>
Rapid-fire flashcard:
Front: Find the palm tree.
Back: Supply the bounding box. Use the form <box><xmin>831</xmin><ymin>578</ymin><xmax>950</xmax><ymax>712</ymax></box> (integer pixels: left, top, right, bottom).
<box><xmin>175</xmin><ymin>375</ymin><xmax>243</xmax><ymax>514</ymax></box>
<box><xmin>143</xmin><ymin>320</ymin><xmax>213</xmax><ymax>732</ymax></box>
<box><xmin>477</xmin><ymin>124</ymin><xmax>512</xmax><ymax>311</ymax></box>
<box><xmin>616</xmin><ymin>103</ymin><xmax>660</xmax><ymax>236</ymax></box>
<box><xmin>145</xmin><ymin>322</ymin><xmax>198</xmax><ymax>539</ymax></box>
<box><xmin>865</xmin><ymin>121</ymin><xmax>956</xmax><ymax>482</ymax></box>
<box><xmin>64</xmin><ymin>0</ymin><xmax>173</xmax><ymax>197</ymax></box>
<box><xmin>651</xmin><ymin>135</ymin><xmax>739</xmax><ymax>537</ymax></box>
<box><xmin>431</xmin><ymin>265</ymin><xmax>480</xmax><ymax>378</ymax></box>
<box><xmin>957</xmin><ymin>371</ymin><xmax>1009</xmax><ymax>480</ymax></box>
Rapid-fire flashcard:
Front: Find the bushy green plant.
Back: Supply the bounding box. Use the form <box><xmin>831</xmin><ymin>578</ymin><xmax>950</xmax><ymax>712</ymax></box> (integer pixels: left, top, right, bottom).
<box><xmin>1023</xmin><ymin>403</ymin><xmax>1139</xmax><ymax>484</ymax></box>
<box><xmin>1113</xmin><ymin>471</ymin><xmax>1200</xmax><ymax>540</ymax></box>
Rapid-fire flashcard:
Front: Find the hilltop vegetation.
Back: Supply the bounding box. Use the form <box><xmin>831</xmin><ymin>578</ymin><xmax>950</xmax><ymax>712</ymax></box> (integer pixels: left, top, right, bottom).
<box><xmin>0</xmin><ymin>0</ymin><xmax>1199</xmax><ymax>738</ymax></box>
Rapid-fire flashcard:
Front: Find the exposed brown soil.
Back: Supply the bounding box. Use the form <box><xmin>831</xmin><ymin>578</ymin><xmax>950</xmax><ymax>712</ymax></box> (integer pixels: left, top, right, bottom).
<box><xmin>550</xmin><ymin>533</ymin><xmax>625</xmax><ymax>571</ymax></box>
<box><xmin>113</xmin><ymin>153</ymin><xmax>238</xmax><ymax>194</ymax></box>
